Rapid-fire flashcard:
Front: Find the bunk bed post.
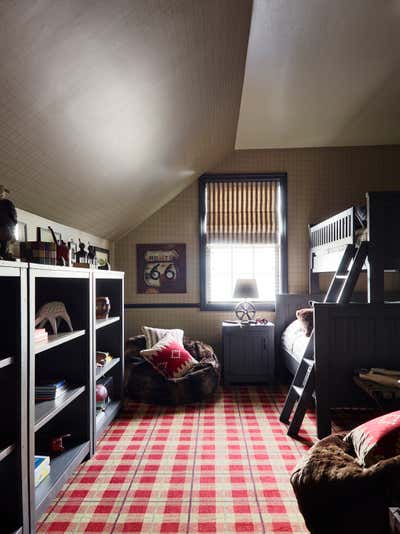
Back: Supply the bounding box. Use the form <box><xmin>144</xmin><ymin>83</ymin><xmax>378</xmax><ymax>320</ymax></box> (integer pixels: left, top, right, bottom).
<box><xmin>367</xmin><ymin>192</ymin><xmax>385</xmax><ymax>303</ymax></box>
<box><xmin>308</xmin><ymin>224</ymin><xmax>320</xmax><ymax>293</ymax></box>
<box><xmin>309</xmin><ymin>255</ymin><xmax>320</xmax><ymax>293</ymax></box>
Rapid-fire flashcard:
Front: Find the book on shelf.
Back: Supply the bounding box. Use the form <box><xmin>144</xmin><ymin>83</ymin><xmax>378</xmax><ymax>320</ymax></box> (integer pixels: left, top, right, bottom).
<box><xmin>34</xmin><ymin>455</ymin><xmax>50</xmax><ymax>487</ymax></box>
<box><xmin>35</xmin><ymin>379</ymin><xmax>68</xmax><ymax>401</ymax></box>
<box><xmin>34</xmin><ymin>328</ymin><xmax>48</xmax><ymax>344</ymax></box>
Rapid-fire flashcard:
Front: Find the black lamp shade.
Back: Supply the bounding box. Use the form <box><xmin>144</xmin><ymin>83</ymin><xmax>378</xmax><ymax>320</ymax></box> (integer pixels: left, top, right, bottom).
<box><xmin>233</xmin><ymin>278</ymin><xmax>259</xmax><ymax>299</ymax></box>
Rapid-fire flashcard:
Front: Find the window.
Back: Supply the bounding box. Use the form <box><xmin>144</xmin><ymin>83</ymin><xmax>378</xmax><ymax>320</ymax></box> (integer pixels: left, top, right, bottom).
<box><xmin>199</xmin><ymin>174</ymin><xmax>288</xmax><ymax>311</ymax></box>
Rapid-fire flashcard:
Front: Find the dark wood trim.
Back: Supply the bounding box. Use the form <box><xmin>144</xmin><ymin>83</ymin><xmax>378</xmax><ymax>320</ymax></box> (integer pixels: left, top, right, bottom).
<box><xmin>125</xmin><ymin>302</ymin><xmax>277</xmax><ymax>311</ymax></box>
<box><xmin>279</xmin><ymin>174</ymin><xmax>288</xmax><ymax>293</ymax></box>
<box><xmin>199</xmin><ymin>177</ymin><xmax>207</xmax><ymax>311</ymax></box>
<box><xmin>199</xmin><ymin>302</ymin><xmax>276</xmax><ymax>312</ymax></box>
<box><xmin>125</xmin><ymin>303</ymin><xmax>200</xmax><ymax>309</ymax></box>
<box><xmin>198</xmin><ymin>172</ymin><xmax>289</xmax><ymax>311</ymax></box>
<box><xmin>198</xmin><ymin>172</ymin><xmax>286</xmax><ymax>183</ymax></box>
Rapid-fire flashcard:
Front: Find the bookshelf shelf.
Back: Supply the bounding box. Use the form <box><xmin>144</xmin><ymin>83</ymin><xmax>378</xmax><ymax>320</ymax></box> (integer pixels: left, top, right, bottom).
<box><xmin>35</xmin><ymin>330</ymin><xmax>86</xmax><ymax>355</ymax></box>
<box><xmin>96</xmin><ymin>357</ymin><xmax>121</xmax><ymax>379</ymax></box>
<box><xmin>96</xmin><ymin>400</ymin><xmax>121</xmax><ymax>439</ymax></box>
<box><xmin>0</xmin><ymin>356</ymin><xmax>13</xmax><ymax>369</ymax></box>
<box><xmin>34</xmin><ymin>386</ymin><xmax>86</xmax><ymax>432</ymax></box>
<box><xmin>96</xmin><ymin>316</ymin><xmax>120</xmax><ymax>330</ymax></box>
<box><xmin>0</xmin><ymin>443</ymin><xmax>15</xmax><ymax>463</ymax></box>
<box><xmin>92</xmin><ymin>271</ymin><xmax>124</xmax><ymax>452</ymax></box>
<box><xmin>35</xmin><ymin>441</ymin><xmax>90</xmax><ymax>520</ymax></box>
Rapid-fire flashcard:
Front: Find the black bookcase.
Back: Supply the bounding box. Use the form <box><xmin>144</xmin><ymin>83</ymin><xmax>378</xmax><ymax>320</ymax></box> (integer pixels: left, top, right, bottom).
<box><xmin>0</xmin><ymin>263</ymin><xmax>124</xmax><ymax>532</ymax></box>
<box><xmin>0</xmin><ymin>261</ymin><xmax>29</xmax><ymax>534</ymax></box>
<box><xmin>28</xmin><ymin>265</ymin><xmax>93</xmax><ymax>529</ymax></box>
<box><xmin>92</xmin><ymin>270</ymin><xmax>124</xmax><ymax>452</ymax></box>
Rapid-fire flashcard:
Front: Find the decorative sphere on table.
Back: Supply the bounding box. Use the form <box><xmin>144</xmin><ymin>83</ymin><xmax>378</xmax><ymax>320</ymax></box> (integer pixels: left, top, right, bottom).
<box><xmin>235</xmin><ymin>301</ymin><xmax>256</xmax><ymax>321</ymax></box>
<box><xmin>96</xmin><ymin>384</ymin><xmax>108</xmax><ymax>402</ymax></box>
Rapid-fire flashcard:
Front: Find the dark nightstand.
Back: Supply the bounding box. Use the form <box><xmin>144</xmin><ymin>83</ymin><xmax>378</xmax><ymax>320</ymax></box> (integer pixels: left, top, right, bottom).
<box><xmin>222</xmin><ymin>322</ymin><xmax>275</xmax><ymax>385</ymax></box>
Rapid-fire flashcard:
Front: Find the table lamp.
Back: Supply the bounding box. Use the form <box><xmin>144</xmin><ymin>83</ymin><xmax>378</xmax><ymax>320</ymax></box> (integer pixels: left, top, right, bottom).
<box><xmin>233</xmin><ymin>278</ymin><xmax>259</xmax><ymax>322</ymax></box>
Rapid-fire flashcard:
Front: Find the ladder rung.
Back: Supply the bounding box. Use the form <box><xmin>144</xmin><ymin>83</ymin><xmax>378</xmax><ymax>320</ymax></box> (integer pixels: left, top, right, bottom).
<box><xmin>293</xmin><ymin>385</ymin><xmax>304</xmax><ymax>397</ymax></box>
<box><xmin>335</xmin><ymin>274</ymin><xmax>348</xmax><ymax>279</ymax></box>
<box><xmin>303</xmin><ymin>358</ymin><xmax>314</xmax><ymax>366</ymax></box>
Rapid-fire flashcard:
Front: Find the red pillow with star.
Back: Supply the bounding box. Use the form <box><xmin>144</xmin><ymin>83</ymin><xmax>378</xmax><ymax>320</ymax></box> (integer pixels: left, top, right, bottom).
<box><xmin>140</xmin><ymin>334</ymin><xmax>197</xmax><ymax>379</ymax></box>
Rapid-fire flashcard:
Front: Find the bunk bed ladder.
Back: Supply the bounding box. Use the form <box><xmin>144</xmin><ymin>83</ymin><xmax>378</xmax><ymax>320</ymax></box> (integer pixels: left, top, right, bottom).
<box><xmin>279</xmin><ymin>336</ymin><xmax>315</xmax><ymax>437</ymax></box>
<box><xmin>324</xmin><ymin>244</ymin><xmax>356</xmax><ymax>302</ymax></box>
<box><xmin>279</xmin><ymin>241</ymin><xmax>369</xmax><ymax>437</ymax></box>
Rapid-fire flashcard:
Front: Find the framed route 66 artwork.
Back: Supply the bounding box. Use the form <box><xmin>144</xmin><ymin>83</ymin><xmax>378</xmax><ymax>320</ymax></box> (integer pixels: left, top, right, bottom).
<box><xmin>136</xmin><ymin>243</ymin><xmax>186</xmax><ymax>294</ymax></box>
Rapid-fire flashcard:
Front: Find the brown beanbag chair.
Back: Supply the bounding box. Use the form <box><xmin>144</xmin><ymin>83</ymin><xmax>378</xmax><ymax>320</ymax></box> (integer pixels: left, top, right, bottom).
<box><xmin>290</xmin><ymin>432</ymin><xmax>400</xmax><ymax>534</ymax></box>
<box><xmin>124</xmin><ymin>335</ymin><xmax>220</xmax><ymax>405</ymax></box>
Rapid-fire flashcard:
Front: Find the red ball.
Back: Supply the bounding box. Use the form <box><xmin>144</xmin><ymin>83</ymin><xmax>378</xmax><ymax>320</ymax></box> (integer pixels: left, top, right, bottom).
<box><xmin>96</xmin><ymin>384</ymin><xmax>108</xmax><ymax>402</ymax></box>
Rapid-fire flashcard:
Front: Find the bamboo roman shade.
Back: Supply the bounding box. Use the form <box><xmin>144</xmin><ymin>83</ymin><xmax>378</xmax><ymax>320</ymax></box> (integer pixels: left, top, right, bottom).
<box><xmin>206</xmin><ymin>180</ymin><xmax>278</xmax><ymax>244</ymax></box>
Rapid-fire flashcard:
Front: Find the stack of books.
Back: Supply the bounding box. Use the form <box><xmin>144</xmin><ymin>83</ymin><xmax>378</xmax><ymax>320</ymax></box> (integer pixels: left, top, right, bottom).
<box><xmin>34</xmin><ymin>455</ymin><xmax>50</xmax><ymax>487</ymax></box>
<box><xmin>35</xmin><ymin>379</ymin><xmax>68</xmax><ymax>402</ymax></box>
<box><xmin>34</xmin><ymin>328</ymin><xmax>48</xmax><ymax>345</ymax></box>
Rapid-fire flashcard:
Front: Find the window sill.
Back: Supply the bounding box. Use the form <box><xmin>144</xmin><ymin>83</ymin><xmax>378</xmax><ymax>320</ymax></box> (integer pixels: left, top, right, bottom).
<box><xmin>200</xmin><ymin>302</ymin><xmax>276</xmax><ymax>312</ymax></box>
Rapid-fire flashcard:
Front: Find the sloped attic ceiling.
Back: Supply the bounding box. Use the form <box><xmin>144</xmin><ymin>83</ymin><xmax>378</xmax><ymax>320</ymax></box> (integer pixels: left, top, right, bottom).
<box><xmin>0</xmin><ymin>0</ymin><xmax>252</xmax><ymax>239</ymax></box>
<box><xmin>236</xmin><ymin>0</ymin><xmax>400</xmax><ymax>149</ymax></box>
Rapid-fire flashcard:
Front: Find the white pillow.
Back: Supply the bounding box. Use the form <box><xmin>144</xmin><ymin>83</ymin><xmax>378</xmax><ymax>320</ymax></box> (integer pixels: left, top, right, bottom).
<box><xmin>142</xmin><ymin>325</ymin><xmax>184</xmax><ymax>349</ymax></box>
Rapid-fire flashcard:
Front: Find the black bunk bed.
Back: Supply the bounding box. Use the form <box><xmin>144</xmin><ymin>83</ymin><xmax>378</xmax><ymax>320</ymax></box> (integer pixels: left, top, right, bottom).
<box><xmin>309</xmin><ymin>191</ymin><xmax>400</xmax><ymax>301</ymax></box>
<box><xmin>276</xmin><ymin>191</ymin><xmax>400</xmax><ymax>438</ymax></box>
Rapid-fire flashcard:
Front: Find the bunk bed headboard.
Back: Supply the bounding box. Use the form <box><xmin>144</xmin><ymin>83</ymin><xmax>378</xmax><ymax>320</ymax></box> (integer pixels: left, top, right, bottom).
<box><xmin>309</xmin><ymin>206</ymin><xmax>355</xmax><ymax>252</ymax></box>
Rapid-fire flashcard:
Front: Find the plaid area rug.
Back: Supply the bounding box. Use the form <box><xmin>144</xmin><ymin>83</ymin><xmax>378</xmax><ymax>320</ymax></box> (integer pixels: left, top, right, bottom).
<box><xmin>38</xmin><ymin>387</ymin><xmax>317</xmax><ymax>533</ymax></box>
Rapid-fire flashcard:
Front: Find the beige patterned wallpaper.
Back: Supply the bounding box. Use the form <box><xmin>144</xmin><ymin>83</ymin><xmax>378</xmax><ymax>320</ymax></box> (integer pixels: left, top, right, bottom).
<box><xmin>115</xmin><ymin>145</ymin><xmax>400</xmax><ymax>352</ymax></box>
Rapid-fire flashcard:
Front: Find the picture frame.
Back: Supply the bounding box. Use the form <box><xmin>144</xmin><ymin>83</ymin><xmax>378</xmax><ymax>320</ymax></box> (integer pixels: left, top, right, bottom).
<box><xmin>14</xmin><ymin>221</ymin><xmax>27</xmax><ymax>242</ymax></box>
<box><xmin>137</xmin><ymin>243</ymin><xmax>186</xmax><ymax>294</ymax></box>
<box><xmin>37</xmin><ymin>227</ymin><xmax>61</xmax><ymax>243</ymax></box>
<box><xmin>95</xmin><ymin>247</ymin><xmax>110</xmax><ymax>268</ymax></box>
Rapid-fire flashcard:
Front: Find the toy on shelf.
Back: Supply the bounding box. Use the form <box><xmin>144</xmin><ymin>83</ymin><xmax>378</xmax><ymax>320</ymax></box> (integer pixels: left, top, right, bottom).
<box><xmin>35</xmin><ymin>301</ymin><xmax>73</xmax><ymax>335</ymax></box>
<box><xmin>87</xmin><ymin>243</ymin><xmax>97</xmax><ymax>267</ymax></box>
<box><xmin>49</xmin><ymin>433</ymin><xmax>72</xmax><ymax>455</ymax></box>
<box><xmin>48</xmin><ymin>226</ymin><xmax>70</xmax><ymax>266</ymax></box>
<box><xmin>75</xmin><ymin>240</ymin><xmax>88</xmax><ymax>265</ymax></box>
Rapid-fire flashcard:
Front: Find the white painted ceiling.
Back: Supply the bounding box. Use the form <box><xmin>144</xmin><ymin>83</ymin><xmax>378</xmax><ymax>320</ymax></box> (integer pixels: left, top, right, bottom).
<box><xmin>236</xmin><ymin>0</ymin><xmax>400</xmax><ymax>149</ymax></box>
<box><xmin>2</xmin><ymin>0</ymin><xmax>400</xmax><ymax>239</ymax></box>
<box><xmin>0</xmin><ymin>1</ymin><xmax>252</xmax><ymax>239</ymax></box>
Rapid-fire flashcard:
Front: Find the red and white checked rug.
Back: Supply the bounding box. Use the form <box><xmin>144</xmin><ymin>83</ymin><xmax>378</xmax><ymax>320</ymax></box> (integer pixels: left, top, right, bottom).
<box><xmin>38</xmin><ymin>387</ymin><xmax>318</xmax><ymax>533</ymax></box>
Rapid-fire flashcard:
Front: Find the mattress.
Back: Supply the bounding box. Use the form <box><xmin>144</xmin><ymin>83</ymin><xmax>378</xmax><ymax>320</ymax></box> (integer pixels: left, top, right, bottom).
<box><xmin>281</xmin><ymin>320</ymin><xmax>310</xmax><ymax>362</ymax></box>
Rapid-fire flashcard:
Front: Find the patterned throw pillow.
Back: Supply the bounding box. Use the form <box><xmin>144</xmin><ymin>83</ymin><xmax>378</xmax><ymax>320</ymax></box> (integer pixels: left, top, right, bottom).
<box><xmin>344</xmin><ymin>410</ymin><xmax>400</xmax><ymax>467</ymax></box>
<box><xmin>295</xmin><ymin>308</ymin><xmax>314</xmax><ymax>337</ymax></box>
<box><xmin>140</xmin><ymin>334</ymin><xmax>197</xmax><ymax>379</ymax></box>
<box><xmin>142</xmin><ymin>326</ymin><xmax>184</xmax><ymax>349</ymax></box>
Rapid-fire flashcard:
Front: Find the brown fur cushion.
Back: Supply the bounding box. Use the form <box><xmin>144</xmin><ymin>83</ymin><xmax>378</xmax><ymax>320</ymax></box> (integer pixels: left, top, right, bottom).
<box><xmin>124</xmin><ymin>335</ymin><xmax>220</xmax><ymax>405</ymax></box>
<box><xmin>296</xmin><ymin>308</ymin><xmax>314</xmax><ymax>336</ymax></box>
<box><xmin>291</xmin><ymin>432</ymin><xmax>400</xmax><ymax>533</ymax></box>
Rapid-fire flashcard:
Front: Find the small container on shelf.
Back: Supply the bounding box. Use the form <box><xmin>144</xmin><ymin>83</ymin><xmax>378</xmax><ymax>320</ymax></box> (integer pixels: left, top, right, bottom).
<box><xmin>96</xmin><ymin>296</ymin><xmax>111</xmax><ymax>319</ymax></box>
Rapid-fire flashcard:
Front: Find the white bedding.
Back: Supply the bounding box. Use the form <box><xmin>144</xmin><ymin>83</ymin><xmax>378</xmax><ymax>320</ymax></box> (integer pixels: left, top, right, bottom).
<box><xmin>281</xmin><ymin>320</ymin><xmax>310</xmax><ymax>361</ymax></box>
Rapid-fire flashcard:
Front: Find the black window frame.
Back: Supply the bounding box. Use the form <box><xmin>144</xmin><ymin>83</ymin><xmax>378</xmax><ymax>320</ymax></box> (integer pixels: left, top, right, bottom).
<box><xmin>199</xmin><ymin>173</ymin><xmax>288</xmax><ymax>312</ymax></box>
